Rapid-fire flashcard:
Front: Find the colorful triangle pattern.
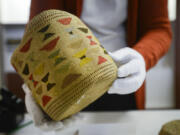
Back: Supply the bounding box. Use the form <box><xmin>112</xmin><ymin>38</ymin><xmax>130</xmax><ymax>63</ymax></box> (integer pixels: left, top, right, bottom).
<box><xmin>86</xmin><ymin>35</ymin><xmax>97</xmax><ymax>46</ymax></box>
<box><xmin>42</xmin><ymin>95</ymin><xmax>52</xmax><ymax>107</ymax></box>
<box><xmin>98</xmin><ymin>56</ymin><xmax>107</xmax><ymax>65</ymax></box>
<box><xmin>40</xmin><ymin>36</ymin><xmax>60</xmax><ymax>51</ymax></box>
<box><xmin>20</xmin><ymin>38</ymin><xmax>32</xmax><ymax>53</ymax></box>
<box><xmin>58</xmin><ymin>17</ymin><xmax>72</xmax><ymax>25</ymax></box>
<box><xmin>29</xmin><ymin>74</ymin><xmax>39</xmax><ymax>88</ymax></box>
<box><xmin>62</xmin><ymin>74</ymin><xmax>81</xmax><ymax>89</ymax></box>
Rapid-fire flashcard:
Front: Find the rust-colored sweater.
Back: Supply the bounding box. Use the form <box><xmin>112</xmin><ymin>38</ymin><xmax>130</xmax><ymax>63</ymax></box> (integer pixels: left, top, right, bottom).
<box><xmin>29</xmin><ymin>0</ymin><xmax>172</xmax><ymax>109</ymax></box>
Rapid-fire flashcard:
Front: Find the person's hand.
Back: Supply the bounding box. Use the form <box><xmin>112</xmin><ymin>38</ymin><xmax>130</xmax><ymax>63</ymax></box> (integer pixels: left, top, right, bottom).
<box><xmin>22</xmin><ymin>84</ymin><xmax>82</xmax><ymax>131</ymax></box>
<box><xmin>108</xmin><ymin>47</ymin><xmax>146</xmax><ymax>95</ymax></box>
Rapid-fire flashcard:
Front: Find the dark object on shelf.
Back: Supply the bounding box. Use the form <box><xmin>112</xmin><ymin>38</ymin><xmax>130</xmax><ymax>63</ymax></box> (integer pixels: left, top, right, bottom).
<box><xmin>5</xmin><ymin>73</ymin><xmax>25</xmax><ymax>100</ymax></box>
<box><xmin>0</xmin><ymin>88</ymin><xmax>26</xmax><ymax>133</ymax></box>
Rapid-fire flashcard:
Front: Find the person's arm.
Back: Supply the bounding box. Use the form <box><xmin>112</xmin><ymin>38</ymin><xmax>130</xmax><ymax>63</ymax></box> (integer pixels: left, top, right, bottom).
<box><xmin>133</xmin><ymin>0</ymin><xmax>172</xmax><ymax>70</ymax></box>
<box><xmin>29</xmin><ymin>0</ymin><xmax>64</xmax><ymax>20</ymax></box>
<box><xmin>108</xmin><ymin>0</ymin><xmax>172</xmax><ymax>95</ymax></box>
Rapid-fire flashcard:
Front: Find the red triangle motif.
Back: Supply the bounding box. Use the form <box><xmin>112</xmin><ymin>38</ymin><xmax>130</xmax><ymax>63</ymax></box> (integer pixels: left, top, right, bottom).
<box><xmin>86</xmin><ymin>36</ymin><xmax>92</xmax><ymax>39</ymax></box>
<box><xmin>29</xmin><ymin>74</ymin><xmax>33</xmax><ymax>80</ymax></box>
<box><xmin>29</xmin><ymin>74</ymin><xmax>38</xmax><ymax>87</ymax></box>
<box><xmin>33</xmin><ymin>81</ymin><xmax>38</xmax><ymax>88</ymax></box>
<box><xmin>42</xmin><ymin>95</ymin><xmax>52</xmax><ymax>107</ymax></box>
<box><xmin>40</xmin><ymin>37</ymin><xmax>60</xmax><ymax>51</ymax></box>
<box><xmin>20</xmin><ymin>38</ymin><xmax>32</xmax><ymax>53</ymax></box>
<box><xmin>58</xmin><ymin>17</ymin><xmax>72</xmax><ymax>25</ymax></box>
<box><xmin>90</xmin><ymin>40</ymin><xmax>97</xmax><ymax>45</ymax></box>
<box><xmin>98</xmin><ymin>56</ymin><xmax>107</xmax><ymax>65</ymax></box>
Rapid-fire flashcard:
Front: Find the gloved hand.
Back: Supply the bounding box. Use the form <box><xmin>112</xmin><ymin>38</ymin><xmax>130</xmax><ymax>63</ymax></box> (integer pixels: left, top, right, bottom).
<box><xmin>108</xmin><ymin>47</ymin><xmax>146</xmax><ymax>95</ymax></box>
<box><xmin>22</xmin><ymin>84</ymin><xmax>82</xmax><ymax>131</ymax></box>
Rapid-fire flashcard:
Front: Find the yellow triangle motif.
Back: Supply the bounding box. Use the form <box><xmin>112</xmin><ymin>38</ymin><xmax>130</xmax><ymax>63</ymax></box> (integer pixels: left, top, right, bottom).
<box><xmin>34</xmin><ymin>63</ymin><xmax>44</xmax><ymax>75</ymax></box>
<box><xmin>73</xmin><ymin>48</ymin><xmax>87</xmax><ymax>58</ymax></box>
<box><xmin>80</xmin><ymin>58</ymin><xmax>92</xmax><ymax>67</ymax></box>
<box><xmin>73</xmin><ymin>48</ymin><xmax>92</xmax><ymax>67</ymax></box>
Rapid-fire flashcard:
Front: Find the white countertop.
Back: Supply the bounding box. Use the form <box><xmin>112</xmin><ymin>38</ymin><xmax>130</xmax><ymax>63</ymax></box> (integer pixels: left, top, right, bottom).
<box><xmin>12</xmin><ymin>110</ymin><xmax>180</xmax><ymax>135</ymax></box>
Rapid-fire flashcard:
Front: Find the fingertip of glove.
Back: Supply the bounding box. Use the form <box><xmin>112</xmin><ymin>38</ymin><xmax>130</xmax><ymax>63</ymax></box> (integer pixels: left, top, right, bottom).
<box><xmin>22</xmin><ymin>83</ymin><xmax>31</xmax><ymax>94</ymax></box>
<box><xmin>108</xmin><ymin>52</ymin><xmax>113</xmax><ymax>57</ymax></box>
<box><xmin>107</xmin><ymin>88</ymin><xmax>116</xmax><ymax>94</ymax></box>
<box><xmin>22</xmin><ymin>84</ymin><xmax>27</xmax><ymax>91</ymax></box>
<box><xmin>37</xmin><ymin>121</ymin><xmax>64</xmax><ymax>131</ymax></box>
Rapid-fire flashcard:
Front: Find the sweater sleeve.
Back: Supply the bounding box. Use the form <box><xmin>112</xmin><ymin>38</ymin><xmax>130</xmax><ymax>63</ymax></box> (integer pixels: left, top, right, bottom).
<box><xmin>29</xmin><ymin>0</ymin><xmax>65</xmax><ymax>20</ymax></box>
<box><xmin>133</xmin><ymin>0</ymin><xmax>172</xmax><ymax>70</ymax></box>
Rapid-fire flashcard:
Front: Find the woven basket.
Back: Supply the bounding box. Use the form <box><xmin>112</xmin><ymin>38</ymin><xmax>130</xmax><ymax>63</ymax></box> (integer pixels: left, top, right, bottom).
<box><xmin>11</xmin><ymin>10</ymin><xmax>117</xmax><ymax>121</ymax></box>
<box><xmin>159</xmin><ymin>120</ymin><xmax>180</xmax><ymax>135</ymax></box>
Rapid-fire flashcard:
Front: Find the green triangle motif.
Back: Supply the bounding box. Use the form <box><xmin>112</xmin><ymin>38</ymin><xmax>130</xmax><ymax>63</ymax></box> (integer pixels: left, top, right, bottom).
<box><xmin>54</xmin><ymin>57</ymin><xmax>66</xmax><ymax>66</ymax></box>
<box><xmin>48</xmin><ymin>49</ymin><xmax>60</xmax><ymax>59</ymax></box>
<box><xmin>78</xmin><ymin>27</ymin><xmax>88</xmax><ymax>33</ymax></box>
<box><xmin>56</xmin><ymin>63</ymin><xmax>70</xmax><ymax>73</ymax></box>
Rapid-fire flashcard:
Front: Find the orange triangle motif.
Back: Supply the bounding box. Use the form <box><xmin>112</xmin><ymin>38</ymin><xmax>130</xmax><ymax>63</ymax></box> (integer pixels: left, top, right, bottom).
<box><xmin>33</xmin><ymin>81</ymin><xmax>38</xmax><ymax>88</ymax></box>
<box><xmin>29</xmin><ymin>74</ymin><xmax>38</xmax><ymax>88</ymax></box>
<box><xmin>90</xmin><ymin>40</ymin><xmax>97</xmax><ymax>45</ymax></box>
<box><xmin>40</xmin><ymin>37</ymin><xmax>60</xmax><ymax>51</ymax></box>
<box><xmin>20</xmin><ymin>38</ymin><xmax>32</xmax><ymax>53</ymax></box>
<box><xmin>58</xmin><ymin>17</ymin><xmax>72</xmax><ymax>25</ymax></box>
<box><xmin>98</xmin><ymin>56</ymin><xmax>107</xmax><ymax>65</ymax></box>
<box><xmin>42</xmin><ymin>95</ymin><xmax>52</xmax><ymax>107</ymax></box>
<box><xmin>86</xmin><ymin>36</ymin><xmax>92</xmax><ymax>39</ymax></box>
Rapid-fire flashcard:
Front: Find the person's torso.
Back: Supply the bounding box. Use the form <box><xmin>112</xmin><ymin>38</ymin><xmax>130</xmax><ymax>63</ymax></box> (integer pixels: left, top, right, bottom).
<box><xmin>81</xmin><ymin>0</ymin><xmax>128</xmax><ymax>52</ymax></box>
<box><xmin>80</xmin><ymin>0</ymin><xmax>136</xmax><ymax>111</ymax></box>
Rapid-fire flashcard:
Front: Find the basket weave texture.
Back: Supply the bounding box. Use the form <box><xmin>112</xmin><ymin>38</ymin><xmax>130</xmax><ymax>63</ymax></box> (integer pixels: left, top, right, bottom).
<box><xmin>11</xmin><ymin>10</ymin><xmax>117</xmax><ymax>121</ymax></box>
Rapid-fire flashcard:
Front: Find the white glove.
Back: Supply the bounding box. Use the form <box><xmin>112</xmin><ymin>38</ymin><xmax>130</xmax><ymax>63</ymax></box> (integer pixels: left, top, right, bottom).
<box><xmin>108</xmin><ymin>47</ymin><xmax>146</xmax><ymax>95</ymax></box>
<box><xmin>22</xmin><ymin>84</ymin><xmax>82</xmax><ymax>131</ymax></box>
